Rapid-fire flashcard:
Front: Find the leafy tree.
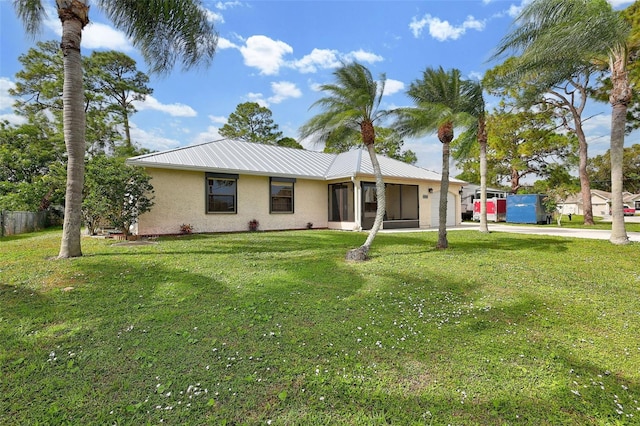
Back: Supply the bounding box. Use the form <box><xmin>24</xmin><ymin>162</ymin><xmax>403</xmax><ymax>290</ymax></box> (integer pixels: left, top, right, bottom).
<box><xmin>484</xmin><ymin>56</ymin><xmax>597</xmax><ymax>225</ymax></box>
<box><xmin>493</xmin><ymin>0</ymin><xmax>632</xmax><ymax>243</ymax></box>
<box><xmin>85</xmin><ymin>50</ymin><xmax>153</xmax><ymax>150</ymax></box>
<box><xmin>220</xmin><ymin>102</ymin><xmax>283</xmax><ymax>144</ymax></box>
<box><xmin>10</xmin><ymin>40</ymin><xmax>63</xmax><ymax>117</ymax></box>
<box><xmin>300</xmin><ymin>62</ymin><xmax>390</xmax><ymax>261</ymax></box>
<box><xmin>487</xmin><ymin>107</ymin><xmax>578</xmax><ymax>193</ymax></box>
<box><xmin>394</xmin><ymin>67</ymin><xmax>475</xmax><ymax>249</ymax></box>
<box><xmin>0</xmin><ymin>118</ymin><xmax>66</xmax><ymax>211</ymax></box>
<box><xmin>14</xmin><ymin>0</ymin><xmax>218</xmax><ymax>258</ymax></box>
<box><xmin>276</xmin><ymin>137</ymin><xmax>304</xmax><ymax>149</ymax></box>
<box><xmin>10</xmin><ymin>41</ymin><xmax>152</xmax><ymax>156</ymax></box>
<box><xmin>83</xmin><ymin>155</ymin><xmax>154</xmax><ymax>236</ymax></box>
<box><xmin>588</xmin><ymin>144</ymin><xmax>640</xmax><ymax>193</ymax></box>
<box><xmin>323</xmin><ymin>126</ymin><xmax>417</xmax><ymax>164</ymax></box>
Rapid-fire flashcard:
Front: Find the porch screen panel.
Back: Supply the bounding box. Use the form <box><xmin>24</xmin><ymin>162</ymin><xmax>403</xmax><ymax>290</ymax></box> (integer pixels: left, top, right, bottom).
<box><xmin>401</xmin><ymin>185</ymin><xmax>419</xmax><ymax>219</ymax></box>
<box><xmin>329</xmin><ymin>183</ymin><xmax>354</xmax><ymax>222</ymax></box>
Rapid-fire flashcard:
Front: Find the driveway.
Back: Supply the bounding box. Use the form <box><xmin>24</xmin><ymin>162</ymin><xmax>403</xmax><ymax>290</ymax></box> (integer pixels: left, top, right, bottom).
<box><xmin>381</xmin><ymin>217</ymin><xmax>640</xmax><ymax>243</ymax></box>
<box><xmin>453</xmin><ymin>217</ymin><xmax>640</xmax><ymax>242</ymax></box>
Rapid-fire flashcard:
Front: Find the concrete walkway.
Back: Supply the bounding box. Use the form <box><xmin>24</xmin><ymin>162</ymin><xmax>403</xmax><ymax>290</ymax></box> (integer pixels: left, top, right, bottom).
<box><xmin>457</xmin><ymin>222</ymin><xmax>640</xmax><ymax>243</ymax></box>
<box><xmin>381</xmin><ymin>220</ymin><xmax>640</xmax><ymax>243</ymax></box>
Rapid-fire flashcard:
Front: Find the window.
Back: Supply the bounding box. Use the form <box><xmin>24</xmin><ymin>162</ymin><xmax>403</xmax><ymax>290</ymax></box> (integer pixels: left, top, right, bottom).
<box><xmin>270</xmin><ymin>178</ymin><xmax>295</xmax><ymax>213</ymax></box>
<box><xmin>206</xmin><ymin>173</ymin><xmax>238</xmax><ymax>213</ymax></box>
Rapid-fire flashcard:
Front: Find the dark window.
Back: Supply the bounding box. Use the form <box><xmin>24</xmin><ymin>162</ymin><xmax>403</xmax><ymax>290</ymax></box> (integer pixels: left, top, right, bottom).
<box><xmin>270</xmin><ymin>178</ymin><xmax>295</xmax><ymax>213</ymax></box>
<box><xmin>206</xmin><ymin>173</ymin><xmax>238</xmax><ymax>213</ymax></box>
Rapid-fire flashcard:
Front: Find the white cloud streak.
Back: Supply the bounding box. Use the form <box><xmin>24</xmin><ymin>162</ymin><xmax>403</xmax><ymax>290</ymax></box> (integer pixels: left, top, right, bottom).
<box><xmin>133</xmin><ymin>95</ymin><xmax>197</xmax><ymax>117</ymax></box>
<box><xmin>410</xmin><ymin>14</ymin><xmax>486</xmax><ymax>41</ymax></box>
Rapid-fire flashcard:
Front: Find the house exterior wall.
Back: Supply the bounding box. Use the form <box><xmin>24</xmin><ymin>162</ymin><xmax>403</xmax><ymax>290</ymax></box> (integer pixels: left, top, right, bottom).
<box><xmin>135</xmin><ymin>168</ymin><xmax>463</xmax><ymax>235</ymax></box>
<box><xmin>136</xmin><ymin>168</ymin><xmax>328</xmax><ymax>235</ymax></box>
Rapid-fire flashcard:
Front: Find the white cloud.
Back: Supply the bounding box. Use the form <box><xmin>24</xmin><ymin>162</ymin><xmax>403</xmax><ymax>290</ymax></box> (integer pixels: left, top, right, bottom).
<box><xmin>292</xmin><ymin>48</ymin><xmax>341</xmax><ymax>73</ymax></box>
<box><xmin>245</xmin><ymin>92</ymin><xmax>269</xmax><ymax>108</ymax></box>
<box><xmin>133</xmin><ymin>95</ymin><xmax>197</xmax><ymax>117</ymax></box>
<box><xmin>344</xmin><ymin>49</ymin><xmax>384</xmax><ymax>64</ymax></box>
<box><xmin>217</xmin><ymin>37</ymin><xmax>239</xmax><ymax>49</ymax></box>
<box><xmin>192</xmin><ymin>125</ymin><xmax>224</xmax><ymax>144</ymax></box>
<box><xmin>129</xmin><ymin>123</ymin><xmax>181</xmax><ymax>152</ymax></box>
<box><xmin>290</xmin><ymin>48</ymin><xmax>382</xmax><ymax>73</ymax></box>
<box><xmin>1</xmin><ymin>77</ymin><xmax>16</xmax><ymax>111</ymax></box>
<box><xmin>0</xmin><ymin>113</ymin><xmax>27</xmax><ymax>125</ymax></box>
<box><xmin>83</xmin><ymin>22</ymin><xmax>135</xmax><ymax>51</ymax></box>
<box><xmin>383</xmin><ymin>79</ymin><xmax>405</xmax><ymax>96</ymax></box>
<box><xmin>239</xmin><ymin>35</ymin><xmax>293</xmax><ymax>75</ymax></box>
<box><xmin>268</xmin><ymin>81</ymin><xmax>302</xmax><ymax>104</ymax></box>
<box><xmin>204</xmin><ymin>9</ymin><xmax>225</xmax><ymax>24</ymax></box>
<box><xmin>216</xmin><ymin>1</ymin><xmax>243</xmax><ymax>10</ymax></box>
<box><xmin>208</xmin><ymin>115</ymin><xmax>227</xmax><ymax>125</ymax></box>
<box><xmin>242</xmin><ymin>81</ymin><xmax>302</xmax><ymax>107</ymax></box>
<box><xmin>410</xmin><ymin>14</ymin><xmax>485</xmax><ymax>41</ymax></box>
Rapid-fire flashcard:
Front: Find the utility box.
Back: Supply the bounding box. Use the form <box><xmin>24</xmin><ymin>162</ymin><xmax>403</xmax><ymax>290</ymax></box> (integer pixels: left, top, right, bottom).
<box><xmin>473</xmin><ymin>198</ymin><xmax>507</xmax><ymax>222</ymax></box>
<box><xmin>506</xmin><ymin>194</ymin><xmax>549</xmax><ymax>224</ymax></box>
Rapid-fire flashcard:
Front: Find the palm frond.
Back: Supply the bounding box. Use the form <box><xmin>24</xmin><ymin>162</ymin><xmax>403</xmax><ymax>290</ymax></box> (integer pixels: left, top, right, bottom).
<box><xmin>97</xmin><ymin>0</ymin><xmax>218</xmax><ymax>74</ymax></box>
<box><xmin>13</xmin><ymin>0</ymin><xmax>45</xmax><ymax>35</ymax></box>
<box><xmin>299</xmin><ymin>62</ymin><xmax>388</xmax><ymax>147</ymax></box>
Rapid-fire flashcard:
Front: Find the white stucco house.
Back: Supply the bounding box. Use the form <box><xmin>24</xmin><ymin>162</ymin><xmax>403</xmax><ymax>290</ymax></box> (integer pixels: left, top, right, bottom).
<box><xmin>125</xmin><ymin>139</ymin><xmax>465</xmax><ymax>236</ymax></box>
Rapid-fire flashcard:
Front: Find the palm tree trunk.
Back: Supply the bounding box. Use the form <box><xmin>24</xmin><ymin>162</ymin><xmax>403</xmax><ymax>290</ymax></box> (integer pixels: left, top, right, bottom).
<box><xmin>346</xmin><ymin>122</ymin><xmax>385</xmax><ymax>261</ymax></box>
<box><xmin>361</xmin><ymin>143</ymin><xmax>385</xmax><ymax>249</ymax></box>
<box><xmin>609</xmin><ymin>51</ymin><xmax>630</xmax><ymax>245</ymax></box>
<box><xmin>478</xmin><ymin>115</ymin><xmax>489</xmax><ymax>233</ymax></box>
<box><xmin>58</xmin><ymin>1</ymin><xmax>89</xmax><ymax>258</ymax></box>
<box><xmin>437</xmin><ymin>141</ymin><xmax>450</xmax><ymax>249</ymax></box>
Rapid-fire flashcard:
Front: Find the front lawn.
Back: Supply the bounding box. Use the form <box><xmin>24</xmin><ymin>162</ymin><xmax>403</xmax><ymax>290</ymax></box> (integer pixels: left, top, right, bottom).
<box><xmin>1</xmin><ymin>229</ymin><xmax>638</xmax><ymax>425</ymax></box>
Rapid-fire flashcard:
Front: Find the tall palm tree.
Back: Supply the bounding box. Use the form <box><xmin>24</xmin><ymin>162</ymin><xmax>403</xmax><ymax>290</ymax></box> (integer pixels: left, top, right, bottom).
<box><xmin>299</xmin><ymin>62</ymin><xmax>389</xmax><ymax>261</ymax></box>
<box><xmin>456</xmin><ymin>79</ymin><xmax>490</xmax><ymax>233</ymax></box>
<box><xmin>14</xmin><ymin>0</ymin><xmax>218</xmax><ymax>258</ymax></box>
<box><xmin>494</xmin><ymin>0</ymin><xmax>631</xmax><ymax>244</ymax></box>
<box><xmin>394</xmin><ymin>67</ymin><xmax>475</xmax><ymax>249</ymax></box>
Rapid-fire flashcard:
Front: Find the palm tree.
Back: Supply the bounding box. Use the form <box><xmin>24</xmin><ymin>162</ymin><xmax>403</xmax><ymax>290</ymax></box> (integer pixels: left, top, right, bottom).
<box><xmin>14</xmin><ymin>0</ymin><xmax>218</xmax><ymax>258</ymax></box>
<box><xmin>394</xmin><ymin>67</ymin><xmax>475</xmax><ymax>249</ymax></box>
<box><xmin>494</xmin><ymin>0</ymin><xmax>631</xmax><ymax>244</ymax></box>
<box><xmin>299</xmin><ymin>62</ymin><xmax>389</xmax><ymax>261</ymax></box>
<box><xmin>456</xmin><ymin>80</ymin><xmax>489</xmax><ymax>233</ymax></box>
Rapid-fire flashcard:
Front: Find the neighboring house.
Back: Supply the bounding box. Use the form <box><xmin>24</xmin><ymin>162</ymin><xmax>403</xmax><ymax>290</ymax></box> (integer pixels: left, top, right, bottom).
<box><xmin>625</xmin><ymin>193</ymin><xmax>640</xmax><ymax>212</ymax></box>
<box><xmin>126</xmin><ymin>139</ymin><xmax>465</xmax><ymax>235</ymax></box>
<box><xmin>558</xmin><ymin>189</ymin><xmax>640</xmax><ymax>216</ymax></box>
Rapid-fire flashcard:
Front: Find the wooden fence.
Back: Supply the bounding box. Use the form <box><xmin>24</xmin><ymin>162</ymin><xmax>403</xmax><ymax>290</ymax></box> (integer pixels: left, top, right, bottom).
<box><xmin>1</xmin><ymin>211</ymin><xmax>48</xmax><ymax>237</ymax></box>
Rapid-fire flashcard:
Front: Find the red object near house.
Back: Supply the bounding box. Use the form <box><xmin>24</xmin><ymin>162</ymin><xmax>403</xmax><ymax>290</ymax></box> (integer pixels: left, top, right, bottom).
<box><xmin>623</xmin><ymin>205</ymin><xmax>635</xmax><ymax>216</ymax></box>
<box><xmin>473</xmin><ymin>198</ymin><xmax>507</xmax><ymax>222</ymax></box>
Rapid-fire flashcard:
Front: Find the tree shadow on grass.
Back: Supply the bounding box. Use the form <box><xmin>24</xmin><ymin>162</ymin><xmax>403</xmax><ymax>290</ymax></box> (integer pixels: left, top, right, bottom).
<box><xmin>371</xmin><ymin>231</ymin><xmax>572</xmax><ymax>257</ymax></box>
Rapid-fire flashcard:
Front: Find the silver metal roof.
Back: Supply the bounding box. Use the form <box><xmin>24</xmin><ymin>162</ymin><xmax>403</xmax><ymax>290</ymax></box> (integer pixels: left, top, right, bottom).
<box><xmin>127</xmin><ymin>139</ymin><xmax>462</xmax><ymax>183</ymax></box>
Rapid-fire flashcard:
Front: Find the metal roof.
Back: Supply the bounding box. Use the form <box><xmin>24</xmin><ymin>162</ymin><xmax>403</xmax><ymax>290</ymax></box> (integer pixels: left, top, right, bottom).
<box><xmin>127</xmin><ymin>139</ymin><xmax>462</xmax><ymax>183</ymax></box>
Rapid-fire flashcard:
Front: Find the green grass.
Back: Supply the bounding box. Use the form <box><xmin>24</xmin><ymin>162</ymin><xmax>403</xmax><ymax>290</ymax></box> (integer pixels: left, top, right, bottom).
<box><xmin>1</xmin><ymin>228</ymin><xmax>639</xmax><ymax>425</ymax></box>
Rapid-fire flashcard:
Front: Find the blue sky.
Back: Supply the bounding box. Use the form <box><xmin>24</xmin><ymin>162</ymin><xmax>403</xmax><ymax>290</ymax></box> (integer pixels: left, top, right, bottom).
<box><xmin>0</xmin><ymin>0</ymin><xmax>636</xmax><ymax>173</ymax></box>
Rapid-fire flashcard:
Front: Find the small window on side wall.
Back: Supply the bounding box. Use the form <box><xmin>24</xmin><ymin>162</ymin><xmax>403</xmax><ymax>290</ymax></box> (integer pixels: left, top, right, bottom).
<box><xmin>206</xmin><ymin>173</ymin><xmax>238</xmax><ymax>213</ymax></box>
<box><xmin>270</xmin><ymin>177</ymin><xmax>295</xmax><ymax>213</ymax></box>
